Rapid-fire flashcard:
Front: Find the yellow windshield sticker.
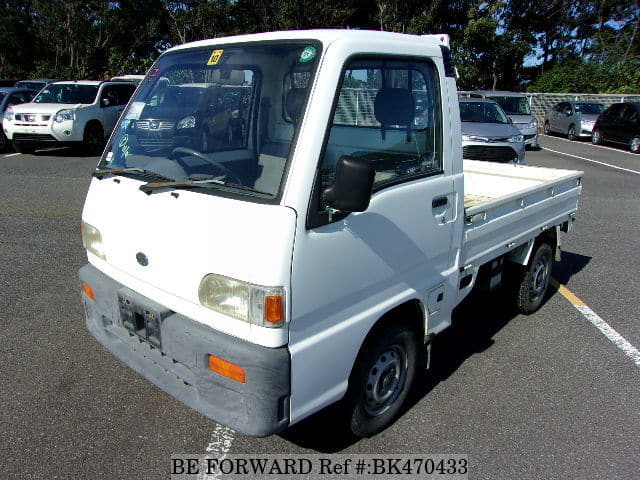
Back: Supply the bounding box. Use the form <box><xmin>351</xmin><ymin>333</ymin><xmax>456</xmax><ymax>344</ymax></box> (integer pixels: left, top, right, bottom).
<box><xmin>207</xmin><ymin>49</ymin><xmax>224</xmax><ymax>65</ymax></box>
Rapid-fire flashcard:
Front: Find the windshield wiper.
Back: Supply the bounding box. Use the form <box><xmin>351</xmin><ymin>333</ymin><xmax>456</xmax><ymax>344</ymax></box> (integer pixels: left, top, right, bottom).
<box><xmin>93</xmin><ymin>167</ymin><xmax>172</xmax><ymax>182</ymax></box>
<box><xmin>139</xmin><ymin>178</ymin><xmax>269</xmax><ymax>196</ymax></box>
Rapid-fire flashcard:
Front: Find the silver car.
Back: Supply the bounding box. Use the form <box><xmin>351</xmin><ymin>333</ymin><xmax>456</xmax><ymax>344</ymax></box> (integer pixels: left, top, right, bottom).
<box><xmin>544</xmin><ymin>101</ymin><xmax>604</xmax><ymax>140</ymax></box>
<box><xmin>471</xmin><ymin>90</ymin><xmax>539</xmax><ymax>149</ymax></box>
<box><xmin>459</xmin><ymin>98</ymin><xmax>525</xmax><ymax>164</ymax></box>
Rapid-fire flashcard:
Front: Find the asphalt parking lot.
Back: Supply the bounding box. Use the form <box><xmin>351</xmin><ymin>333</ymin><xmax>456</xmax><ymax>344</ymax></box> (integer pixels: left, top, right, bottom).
<box><xmin>1</xmin><ymin>135</ymin><xmax>638</xmax><ymax>479</ymax></box>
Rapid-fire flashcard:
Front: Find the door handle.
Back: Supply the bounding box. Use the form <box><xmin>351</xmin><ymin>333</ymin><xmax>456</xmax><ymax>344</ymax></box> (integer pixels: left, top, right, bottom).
<box><xmin>432</xmin><ymin>196</ymin><xmax>448</xmax><ymax>208</ymax></box>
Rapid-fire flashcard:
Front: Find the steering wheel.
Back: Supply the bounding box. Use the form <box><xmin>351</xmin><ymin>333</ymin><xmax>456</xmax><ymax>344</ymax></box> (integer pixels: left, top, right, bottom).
<box><xmin>170</xmin><ymin>147</ymin><xmax>241</xmax><ymax>184</ymax></box>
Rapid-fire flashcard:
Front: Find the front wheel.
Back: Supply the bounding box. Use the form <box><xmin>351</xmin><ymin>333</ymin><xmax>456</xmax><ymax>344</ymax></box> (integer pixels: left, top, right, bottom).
<box><xmin>344</xmin><ymin>324</ymin><xmax>419</xmax><ymax>437</ymax></box>
<box><xmin>567</xmin><ymin>125</ymin><xmax>576</xmax><ymax>141</ymax></box>
<box><xmin>83</xmin><ymin>122</ymin><xmax>104</xmax><ymax>156</ymax></box>
<box><xmin>592</xmin><ymin>128</ymin><xmax>602</xmax><ymax>145</ymax></box>
<box><xmin>630</xmin><ymin>136</ymin><xmax>640</xmax><ymax>154</ymax></box>
<box><xmin>511</xmin><ymin>242</ymin><xmax>553</xmax><ymax>314</ymax></box>
<box><xmin>543</xmin><ymin>121</ymin><xmax>551</xmax><ymax>135</ymax></box>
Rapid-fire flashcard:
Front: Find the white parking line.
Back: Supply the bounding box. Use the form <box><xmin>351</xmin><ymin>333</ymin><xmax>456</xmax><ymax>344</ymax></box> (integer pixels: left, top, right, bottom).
<box><xmin>540</xmin><ymin>134</ymin><xmax>640</xmax><ymax>157</ymax></box>
<box><xmin>3</xmin><ymin>152</ymin><xmax>20</xmax><ymax>157</ymax></box>
<box><xmin>541</xmin><ymin>146</ymin><xmax>640</xmax><ymax>175</ymax></box>
<box><xmin>550</xmin><ymin>278</ymin><xmax>640</xmax><ymax>367</ymax></box>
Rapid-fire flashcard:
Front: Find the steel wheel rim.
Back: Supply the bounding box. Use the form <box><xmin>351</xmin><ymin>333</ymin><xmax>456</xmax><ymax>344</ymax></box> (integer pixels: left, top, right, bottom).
<box><xmin>631</xmin><ymin>137</ymin><xmax>640</xmax><ymax>152</ymax></box>
<box><xmin>593</xmin><ymin>130</ymin><xmax>601</xmax><ymax>143</ymax></box>
<box><xmin>364</xmin><ymin>345</ymin><xmax>407</xmax><ymax>417</ymax></box>
<box><xmin>530</xmin><ymin>255</ymin><xmax>549</xmax><ymax>301</ymax></box>
<box><xmin>568</xmin><ymin>127</ymin><xmax>575</xmax><ymax>139</ymax></box>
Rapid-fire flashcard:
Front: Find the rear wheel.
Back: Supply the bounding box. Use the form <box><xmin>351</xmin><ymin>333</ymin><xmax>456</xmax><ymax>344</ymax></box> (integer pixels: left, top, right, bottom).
<box><xmin>344</xmin><ymin>323</ymin><xmax>419</xmax><ymax>437</ymax></box>
<box><xmin>83</xmin><ymin>122</ymin><xmax>104</xmax><ymax>156</ymax></box>
<box><xmin>567</xmin><ymin>124</ymin><xmax>576</xmax><ymax>141</ymax></box>
<box><xmin>544</xmin><ymin>121</ymin><xmax>551</xmax><ymax>135</ymax></box>
<box><xmin>510</xmin><ymin>242</ymin><xmax>553</xmax><ymax>314</ymax></box>
<box><xmin>630</xmin><ymin>136</ymin><xmax>640</xmax><ymax>154</ymax></box>
<box><xmin>592</xmin><ymin>128</ymin><xmax>602</xmax><ymax>145</ymax></box>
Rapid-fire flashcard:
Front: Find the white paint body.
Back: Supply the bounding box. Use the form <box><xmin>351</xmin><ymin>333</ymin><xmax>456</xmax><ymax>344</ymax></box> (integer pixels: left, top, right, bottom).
<box><xmin>81</xmin><ymin>30</ymin><xmax>583</xmax><ymax>426</ymax></box>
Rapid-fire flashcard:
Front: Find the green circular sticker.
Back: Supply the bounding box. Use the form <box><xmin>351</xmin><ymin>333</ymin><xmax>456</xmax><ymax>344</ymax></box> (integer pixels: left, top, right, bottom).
<box><xmin>300</xmin><ymin>46</ymin><xmax>317</xmax><ymax>63</ymax></box>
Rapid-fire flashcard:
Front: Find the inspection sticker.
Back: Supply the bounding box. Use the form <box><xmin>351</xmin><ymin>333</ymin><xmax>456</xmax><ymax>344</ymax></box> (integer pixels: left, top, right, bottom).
<box><xmin>207</xmin><ymin>49</ymin><xmax>224</xmax><ymax>65</ymax></box>
<box><xmin>299</xmin><ymin>45</ymin><xmax>316</xmax><ymax>63</ymax></box>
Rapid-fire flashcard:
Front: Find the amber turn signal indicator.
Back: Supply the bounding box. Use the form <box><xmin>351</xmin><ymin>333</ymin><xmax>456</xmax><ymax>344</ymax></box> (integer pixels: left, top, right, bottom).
<box><xmin>265</xmin><ymin>295</ymin><xmax>283</xmax><ymax>324</ymax></box>
<box><xmin>82</xmin><ymin>282</ymin><xmax>95</xmax><ymax>301</ymax></box>
<box><xmin>208</xmin><ymin>354</ymin><xmax>246</xmax><ymax>383</ymax></box>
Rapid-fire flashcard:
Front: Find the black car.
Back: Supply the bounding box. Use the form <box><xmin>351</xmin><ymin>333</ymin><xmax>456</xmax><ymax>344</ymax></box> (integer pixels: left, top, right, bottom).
<box><xmin>592</xmin><ymin>102</ymin><xmax>640</xmax><ymax>153</ymax></box>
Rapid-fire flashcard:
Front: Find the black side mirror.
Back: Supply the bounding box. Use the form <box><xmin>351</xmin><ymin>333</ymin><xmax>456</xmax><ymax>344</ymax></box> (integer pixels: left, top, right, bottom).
<box><xmin>101</xmin><ymin>98</ymin><xmax>110</xmax><ymax>107</ymax></box>
<box><xmin>323</xmin><ymin>156</ymin><xmax>375</xmax><ymax>213</ymax></box>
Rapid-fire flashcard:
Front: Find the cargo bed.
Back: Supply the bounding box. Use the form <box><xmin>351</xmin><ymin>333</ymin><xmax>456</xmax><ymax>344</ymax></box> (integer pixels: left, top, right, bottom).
<box><xmin>461</xmin><ymin>160</ymin><xmax>583</xmax><ymax>269</ymax></box>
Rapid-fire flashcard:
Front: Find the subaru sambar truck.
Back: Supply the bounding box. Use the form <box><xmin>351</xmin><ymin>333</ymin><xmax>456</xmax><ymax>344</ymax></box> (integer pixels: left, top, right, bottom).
<box><xmin>80</xmin><ymin>30</ymin><xmax>583</xmax><ymax>438</ymax></box>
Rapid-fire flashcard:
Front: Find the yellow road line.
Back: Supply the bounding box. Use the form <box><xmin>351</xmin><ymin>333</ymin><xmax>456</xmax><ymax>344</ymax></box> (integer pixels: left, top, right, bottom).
<box><xmin>549</xmin><ymin>277</ymin><xmax>585</xmax><ymax>306</ymax></box>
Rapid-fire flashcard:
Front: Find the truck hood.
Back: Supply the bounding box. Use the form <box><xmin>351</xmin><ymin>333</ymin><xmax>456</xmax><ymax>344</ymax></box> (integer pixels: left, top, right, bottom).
<box><xmin>82</xmin><ymin>175</ymin><xmax>296</xmax><ymax>321</ymax></box>
<box><xmin>10</xmin><ymin>103</ymin><xmax>82</xmax><ymax>114</ymax></box>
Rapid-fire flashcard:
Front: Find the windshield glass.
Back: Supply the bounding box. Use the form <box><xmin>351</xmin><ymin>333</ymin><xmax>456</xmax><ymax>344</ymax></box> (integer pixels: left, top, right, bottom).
<box><xmin>489</xmin><ymin>96</ymin><xmax>531</xmax><ymax>115</ymax></box>
<box><xmin>34</xmin><ymin>84</ymin><xmax>98</xmax><ymax>104</ymax></box>
<box><xmin>460</xmin><ymin>102</ymin><xmax>509</xmax><ymax>124</ymax></box>
<box><xmin>16</xmin><ymin>81</ymin><xmax>45</xmax><ymax>90</ymax></box>
<box><xmin>575</xmin><ymin>103</ymin><xmax>604</xmax><ymax>115</ymax></box>
<box><xmin>0</xmin><ymin>92</ymin><xmax>5</xmax><ymax>103</ymax></box>
<box><xmin>101</xmin><ymin>42</ymin><xmax>320</xmax><ymax>199</ymax></box>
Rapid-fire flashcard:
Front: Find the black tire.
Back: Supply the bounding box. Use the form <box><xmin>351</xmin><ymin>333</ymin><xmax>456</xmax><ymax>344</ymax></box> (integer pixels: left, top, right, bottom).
<box><xmin>511</xmin><ymin>242</ymin><xmax>553</xmax><ymax>314</ymax></box>
<box><xmin>543</xmin><ymin>121</ymin><xmax>551</xmax><ymax>135</ymax></box>
<box><xmin>592</xmin><ymin>128</ymin><xmax>602</xmax><ymax>145</ymax></box>
<box><xmin>567</xmin><ymin>124</ymin><xmax>576</xmax><ymax>141</ymax></box>
<box><xmin>630</xmin><ymin>135</ymin><xmax>640</xmax><ymax>154</ymax></box>
<box><xmin>83</xmin><ymin>122</ymin><xmax>104</xmax><ymax>156</ymax></box>
<box><xmin>344</xmin><ymin>323</ymin><xmax>419</xmax><ymax>438</ymax></box>
<box><xmin>13</xmin><ymin>142</ymin><xmax>34</xmax><ymax>154</ymax></box>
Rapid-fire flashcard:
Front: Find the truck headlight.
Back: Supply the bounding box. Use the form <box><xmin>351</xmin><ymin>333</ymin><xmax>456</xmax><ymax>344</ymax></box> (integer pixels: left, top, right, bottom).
<box><xmin>177</xmin><ymin>115</ymin><xmax>196</xmax><ymax>129</ymax></box>
<box><xmin>508</xmin><ymin>135</ymin><xmax>524</xmax><ymax>143</ymax></box>
<box><xmin>55</xmin><ymin>109</ymin><xmax>75</xmax><ymax>123</ymax></box>
<box><xmin>198</xmin><ymin>273</ymin><xmax>285</xmax><ymax>328</ymax></box>
<box><xmin>462</xmin><ymin>135</ymin><xmax>489</xmax><ymax>142</ymax></box>
<box><xmin>4</xmin><ymin>106</ymin><xmax>13</xmax><ymax>122</ymax></box>
<box><xmin>81</xmin><ymin>222</ymin><xmax>106</xmax><ymax>260</ymax></box>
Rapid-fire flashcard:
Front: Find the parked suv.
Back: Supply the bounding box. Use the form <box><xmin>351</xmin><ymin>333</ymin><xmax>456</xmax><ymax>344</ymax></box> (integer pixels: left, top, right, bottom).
<box><xmin>471</xmin><ymin>91</ymin><xmax>539</xmax><ymax>149</ymax></box>
<box><xmin>592</xmin><ymin>103</ymin><xmax>640</xmax><ymax>153</ymax></box>
<box><xmin>544</xmin><ymin>101</ymin><xmax>604</xmax><ymax>140</ymax></box>
<box><xmin>3</xmin><ymin>80</ymin><xmax>136</xmax><ymax>154</ymax></box>
<box><xmin>131</xmin><ymin>82</ymin><xmax>249</xmax><ymax>153</ymax></box>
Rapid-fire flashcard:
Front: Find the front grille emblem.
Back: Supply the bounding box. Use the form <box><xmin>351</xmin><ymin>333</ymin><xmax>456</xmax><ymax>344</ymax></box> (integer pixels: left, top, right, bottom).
<box><xmin>136</xmin><ymin>252</ymin><xmax>149</xmax><ymax>266</ymax></box>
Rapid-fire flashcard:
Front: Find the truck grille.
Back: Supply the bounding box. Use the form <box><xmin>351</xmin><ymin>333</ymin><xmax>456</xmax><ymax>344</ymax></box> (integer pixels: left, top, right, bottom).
<box><xmin>463</xmin><ymin>145</ymin><xmax>517</xmax><ymax>163</ymax></box>
<box><xmin>14</xmin><ymin>113</ymin><xmax>51</xmax><ymax>123</ymax></box>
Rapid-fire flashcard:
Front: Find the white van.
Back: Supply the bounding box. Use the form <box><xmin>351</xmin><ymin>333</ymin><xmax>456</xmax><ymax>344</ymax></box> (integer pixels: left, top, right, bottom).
<box><xmin>80</xmin><ymin>30</ymin><xmax>582</xmax><ymax>437</ymax></box>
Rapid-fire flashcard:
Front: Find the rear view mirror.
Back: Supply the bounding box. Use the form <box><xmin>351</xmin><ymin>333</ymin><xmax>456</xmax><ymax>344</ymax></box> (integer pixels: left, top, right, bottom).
<box><xmin>323</xmin><ymin>156</ymin><xmax>375</xmax><ymax>213</ymax></box>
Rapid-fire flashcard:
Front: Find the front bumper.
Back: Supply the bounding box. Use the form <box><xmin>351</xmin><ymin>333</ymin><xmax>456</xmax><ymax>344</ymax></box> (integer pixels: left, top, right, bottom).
<box><xmin>80</xmin><ymin>264</ymin><xmax>291</xmax><ymax>437</ymax></box>
<box><xmin>4</xmin><ymin>118</ymin><xmax>83</xmax><ymax>144</ymax></box>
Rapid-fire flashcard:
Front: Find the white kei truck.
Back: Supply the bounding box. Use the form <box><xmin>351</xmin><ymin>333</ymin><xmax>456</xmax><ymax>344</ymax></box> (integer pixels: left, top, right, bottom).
<box><xmin>80</xmin><ymin>30</ymin><xmax>583</xmax><ymax>438</ymax></box>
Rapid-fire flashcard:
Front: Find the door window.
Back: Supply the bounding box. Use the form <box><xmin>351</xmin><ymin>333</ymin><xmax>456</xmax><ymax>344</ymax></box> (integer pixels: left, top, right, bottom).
<box><xmin>312</xmin><ymin>58</ymin><xmax>442</xmax><ymax>224</ymax></box>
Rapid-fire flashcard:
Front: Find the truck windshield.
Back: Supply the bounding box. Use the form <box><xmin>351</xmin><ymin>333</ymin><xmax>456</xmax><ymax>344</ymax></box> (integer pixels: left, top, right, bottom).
<box><xmin>34</xmin><ymin>84</ymin><xmax>98</xmax><ymax>104</ymax></box>
<box><xmin>460</xmin><ymin>102</ymin><xmax>509</xmax><ymax>124</ymax></box>
<box><xmin>489</xmin><ymin>96</ymin><xmax>531</xmax><ymax>115</ymax></box>
<box><xmin>100</xmin><ymin>42</ymin><xmax>320</xmax><ymax>200</ymax></box>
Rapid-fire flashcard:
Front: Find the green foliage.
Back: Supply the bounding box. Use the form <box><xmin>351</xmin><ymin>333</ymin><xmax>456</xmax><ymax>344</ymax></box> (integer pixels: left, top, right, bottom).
<box><xmin>0</xmin><ymin>0</ymin><xmax>637</xmax><ymax>94</ymax></box>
